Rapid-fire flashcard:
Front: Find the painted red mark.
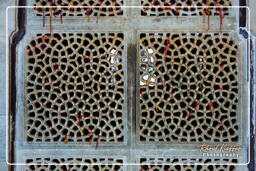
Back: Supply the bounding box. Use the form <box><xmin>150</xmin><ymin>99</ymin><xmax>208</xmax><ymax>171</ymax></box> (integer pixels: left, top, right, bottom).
<box><xmin>76</xmin><ymin>113</ymin><xmax>83</xmax><ymax>125</ymax></box>
<box><xmin>40</xmin><ymin>44</ymin><xmax>46</xmax><ymax>50</ymax></box>
<box><xmin>207</xmin><ymin>14</ymin><xmax>210</xmax><ymax>32</ymax></box>
<box><xmin>52</xmin><ymin>62</ymin><xmax>58</xmax><ymax>71</ymax></box>
<box><xmin>140</xmin><ymin>165</ymin><xmax>143</xmax><ymax>171</ymax></box>
<box><xmin>209</xmin><ymin>103</ymin><xmax>215</xmax><ymax>113</ymax></box>
<box><xmin>214</xmin><ymin>1</ymin><xmax>219</xmax><ymax>6</ymax></box>
<box><xmin>63</xmin><ymin>134</ymin><xmax>68</xmax><ymax>144</ymax></box>
<box><xmin>162</xmin><ymin>2</ymin><xmax>172</xmax><ymax>10</ymax></box>
<box><xmin>83</xmin><ymin>55</ymin><xmax>90</xmax><ymax>61</ymax></box>
<box><xmin>49</xmin><ymin>9</ymin><xmax>53</xmax><ymax>35</ymax></box>
<box><xmin>86</xmin><ymin>9</ymin><xmax>91</xmax><ymax>16</ymax></box>
<box><xmin>41</xmin><ymin>35</ymin><xmax>49</xmax><ymax>44</ymax></box>
<box><xmin>219</xmin><ymin>87</ymin><xmax>224</xmax><ymax>90</ymax></box>
<box><xmin>219</xmin><ymin>121</ymin><xmax>224</xmax><ymax>130</ymax></box>
<box><xmin>99</xmin><ymin>0</ymin><xmax>103</xmax><ymax>5</ymax></box>
<box><xmin>95</xmin><ymin>135</ymin><xmax>102</xmax><ymax>149</ymax></box>
<box><xmin>219</xmin><ymin>121</ymin><xmax>224</xmax><ymax>126</ymax></box>
<box><xmin>187</xmin><ymin>111</ymin><xmax>193</xmax><ymax>119</ymax></box>
<box><xmin>219</xmin><ymin>8</ymin><xmax>223</xmax><ymax>33</ymax></box>
<box><xmin>88</xmin><ymin>128</ymin><xmax>93</xmax><ymax>144</ymax></box>
<box><xmin>203</xmin><ymin>127</ymin><xmax>208</xmax><ymax>131</ymax></box>
<box><xmin>220</xmin><ymin>64</ymin><xmax>224</xmax><ymax>69</ymax></box>
<box><xmin>164</xmin><ymin>39</ymin><xmax>171</xmax><ymax>64</ymax></box>
<box><xmin>175</xmin><ymin>7</ymin><xmax>181</xmax><ymax>18</ymax></box>
<box><xmin>152</xmin><ymin>1</ymin><xmax>160</xmax><ymax>6</ymax></box>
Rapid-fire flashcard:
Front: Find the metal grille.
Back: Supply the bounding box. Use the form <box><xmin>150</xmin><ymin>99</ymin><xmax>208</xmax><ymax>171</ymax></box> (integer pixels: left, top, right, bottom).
<box><xmin>25</xmin><ymin>157</ymin><xmax>124</xmax><ymax>171</ymax></box>
<box><xmin>139</xmin><ymin>32</ymin><xmax>239</xmax><ymax>142</ymax></box>
<box><xmin>141</xmin><ymin>0</ymin><xmax>232</xmax><ymax>16</ymax></box>
<box><xmin>34</xmin><ymin>0</ymin><xmax>124</xmax><ymax>16</ymax></box>
<box><xmin>25</xmin><ymin>32</ymin><xmax>125</xmax><ymax>144</ymax></box>
<box><xmin>139</xmin><ymin>157</ymin><xmax>238</xmax><ymax>171</ymax></box>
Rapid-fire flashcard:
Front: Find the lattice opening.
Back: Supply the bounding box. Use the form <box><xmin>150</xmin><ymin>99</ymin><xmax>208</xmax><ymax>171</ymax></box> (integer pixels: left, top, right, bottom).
<box><xmin>139</xmin><ymin>33</ymin><xmax>239</xmax><ymax>142</ymax></box>
<box><xmin>25</xmin><ymin>32</ymin><xmax>125</xmax><ymax>144</ymax></box>
<box><xmin>34</xmin><ymin>0</ymin><xmax>124</xmax><ymax>16</ymax></box>
<box><xmin>141</xmin><ymin>0</ymin><xmax>232</xmax><ymax>16</ymax></box>
<box><xmin>26</xmin><ymin>158</ymin><xmax>124</xmax><ymax>170</ymax></box>
<box><xmin>139</xmin><ymin>158</ymin><xmax>238</xmax><ymax>171</ymax></box>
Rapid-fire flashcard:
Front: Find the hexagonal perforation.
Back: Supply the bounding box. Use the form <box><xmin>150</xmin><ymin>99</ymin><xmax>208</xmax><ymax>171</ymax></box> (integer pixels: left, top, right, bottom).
<box><xmin>25</xmin><ymin>32</ymin><xmax>125</xmax><ymax>144</ymax></box>
<box><xmin>141</xmin><ymin>0</ymin><xmax>232</xmax><ymax>16</ymax></box>
<box><xmin>138</xmin><ymin>32</ymin><xmax>239</xmax><ymax>143</ymax></box>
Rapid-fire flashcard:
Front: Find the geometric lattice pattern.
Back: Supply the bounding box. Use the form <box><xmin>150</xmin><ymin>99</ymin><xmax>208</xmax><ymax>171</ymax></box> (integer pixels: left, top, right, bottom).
<box><xmin>25</xmin><ymin>33</ymin><xmax>124</xmax><ymax>144</ymax></box>
<box><xmin>141</xmin><ymin>0</ymin><xmax>232</xmax><ymax>16</ymax></box>
<box><xmin>140</xmin><ymin>158</ymin><xmax>238</xmax><ymax>171</ymax></box>
<box><xmin>33</xmin><ymin>0</ymin><xmax>124</xmax><ymax>16</ymax></box>
<box><xmin>139</xmin><ymin>33</ymin><xmax>239</xmax><ymax>142</ymax></box>
<box><xmin>26</xmin><ymin>158</ymin><xmax>124</xmax><ymax>170</ymax></box>
<box><xmin>139</xmin><ymin>158</ymin><xmax>238</xmax><ymax>171</ymax></box>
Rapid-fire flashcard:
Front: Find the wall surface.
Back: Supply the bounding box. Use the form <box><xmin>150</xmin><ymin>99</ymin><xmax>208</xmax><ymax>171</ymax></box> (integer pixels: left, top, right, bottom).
<box><xmin>249</xmin><ymin>0</ymin><xmax>256</xmax><ymax>35</ymax></box>
<box><xmin>0</xmin><ymin>0</ymin><xmax>255</xmax><ymax>171</ymax></box>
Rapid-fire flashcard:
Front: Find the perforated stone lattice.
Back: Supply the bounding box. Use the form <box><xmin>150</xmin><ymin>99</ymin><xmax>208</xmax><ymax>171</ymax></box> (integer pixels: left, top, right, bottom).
<box><xmin>26</xmin><ymin>157</ymin><xmax>124</xmax><ymax>170</ymax></box>
<box><xmin>141</xmin><ymin>0</ymin><xmax>232</xmax><ymax>16</ymax></box>
<box><xmin>139</xmin><ymin>33</ymin><xmax>239</xmax><ymax>142</ymax></box>
<box><xmin>25</xmin><ymin>32</ymin><xmax>125</xmax><ymax>143</ymax></box>
<box><xmin>33</xmin><ymin>0</ymin><xmax>124</xmax><ymax>16</ymax></box>
<box><xmin>139</xmin><ymin>158</ymin><xmax>238</xmax><ymax>171</ymax></box>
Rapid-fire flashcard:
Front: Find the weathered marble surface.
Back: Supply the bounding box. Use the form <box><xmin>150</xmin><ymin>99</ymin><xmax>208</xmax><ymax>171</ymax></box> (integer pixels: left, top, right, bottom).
<box><xmin>0</xmin><ymin>0</ymin><xmax>16</xmax><ymax>169</ymax></box>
